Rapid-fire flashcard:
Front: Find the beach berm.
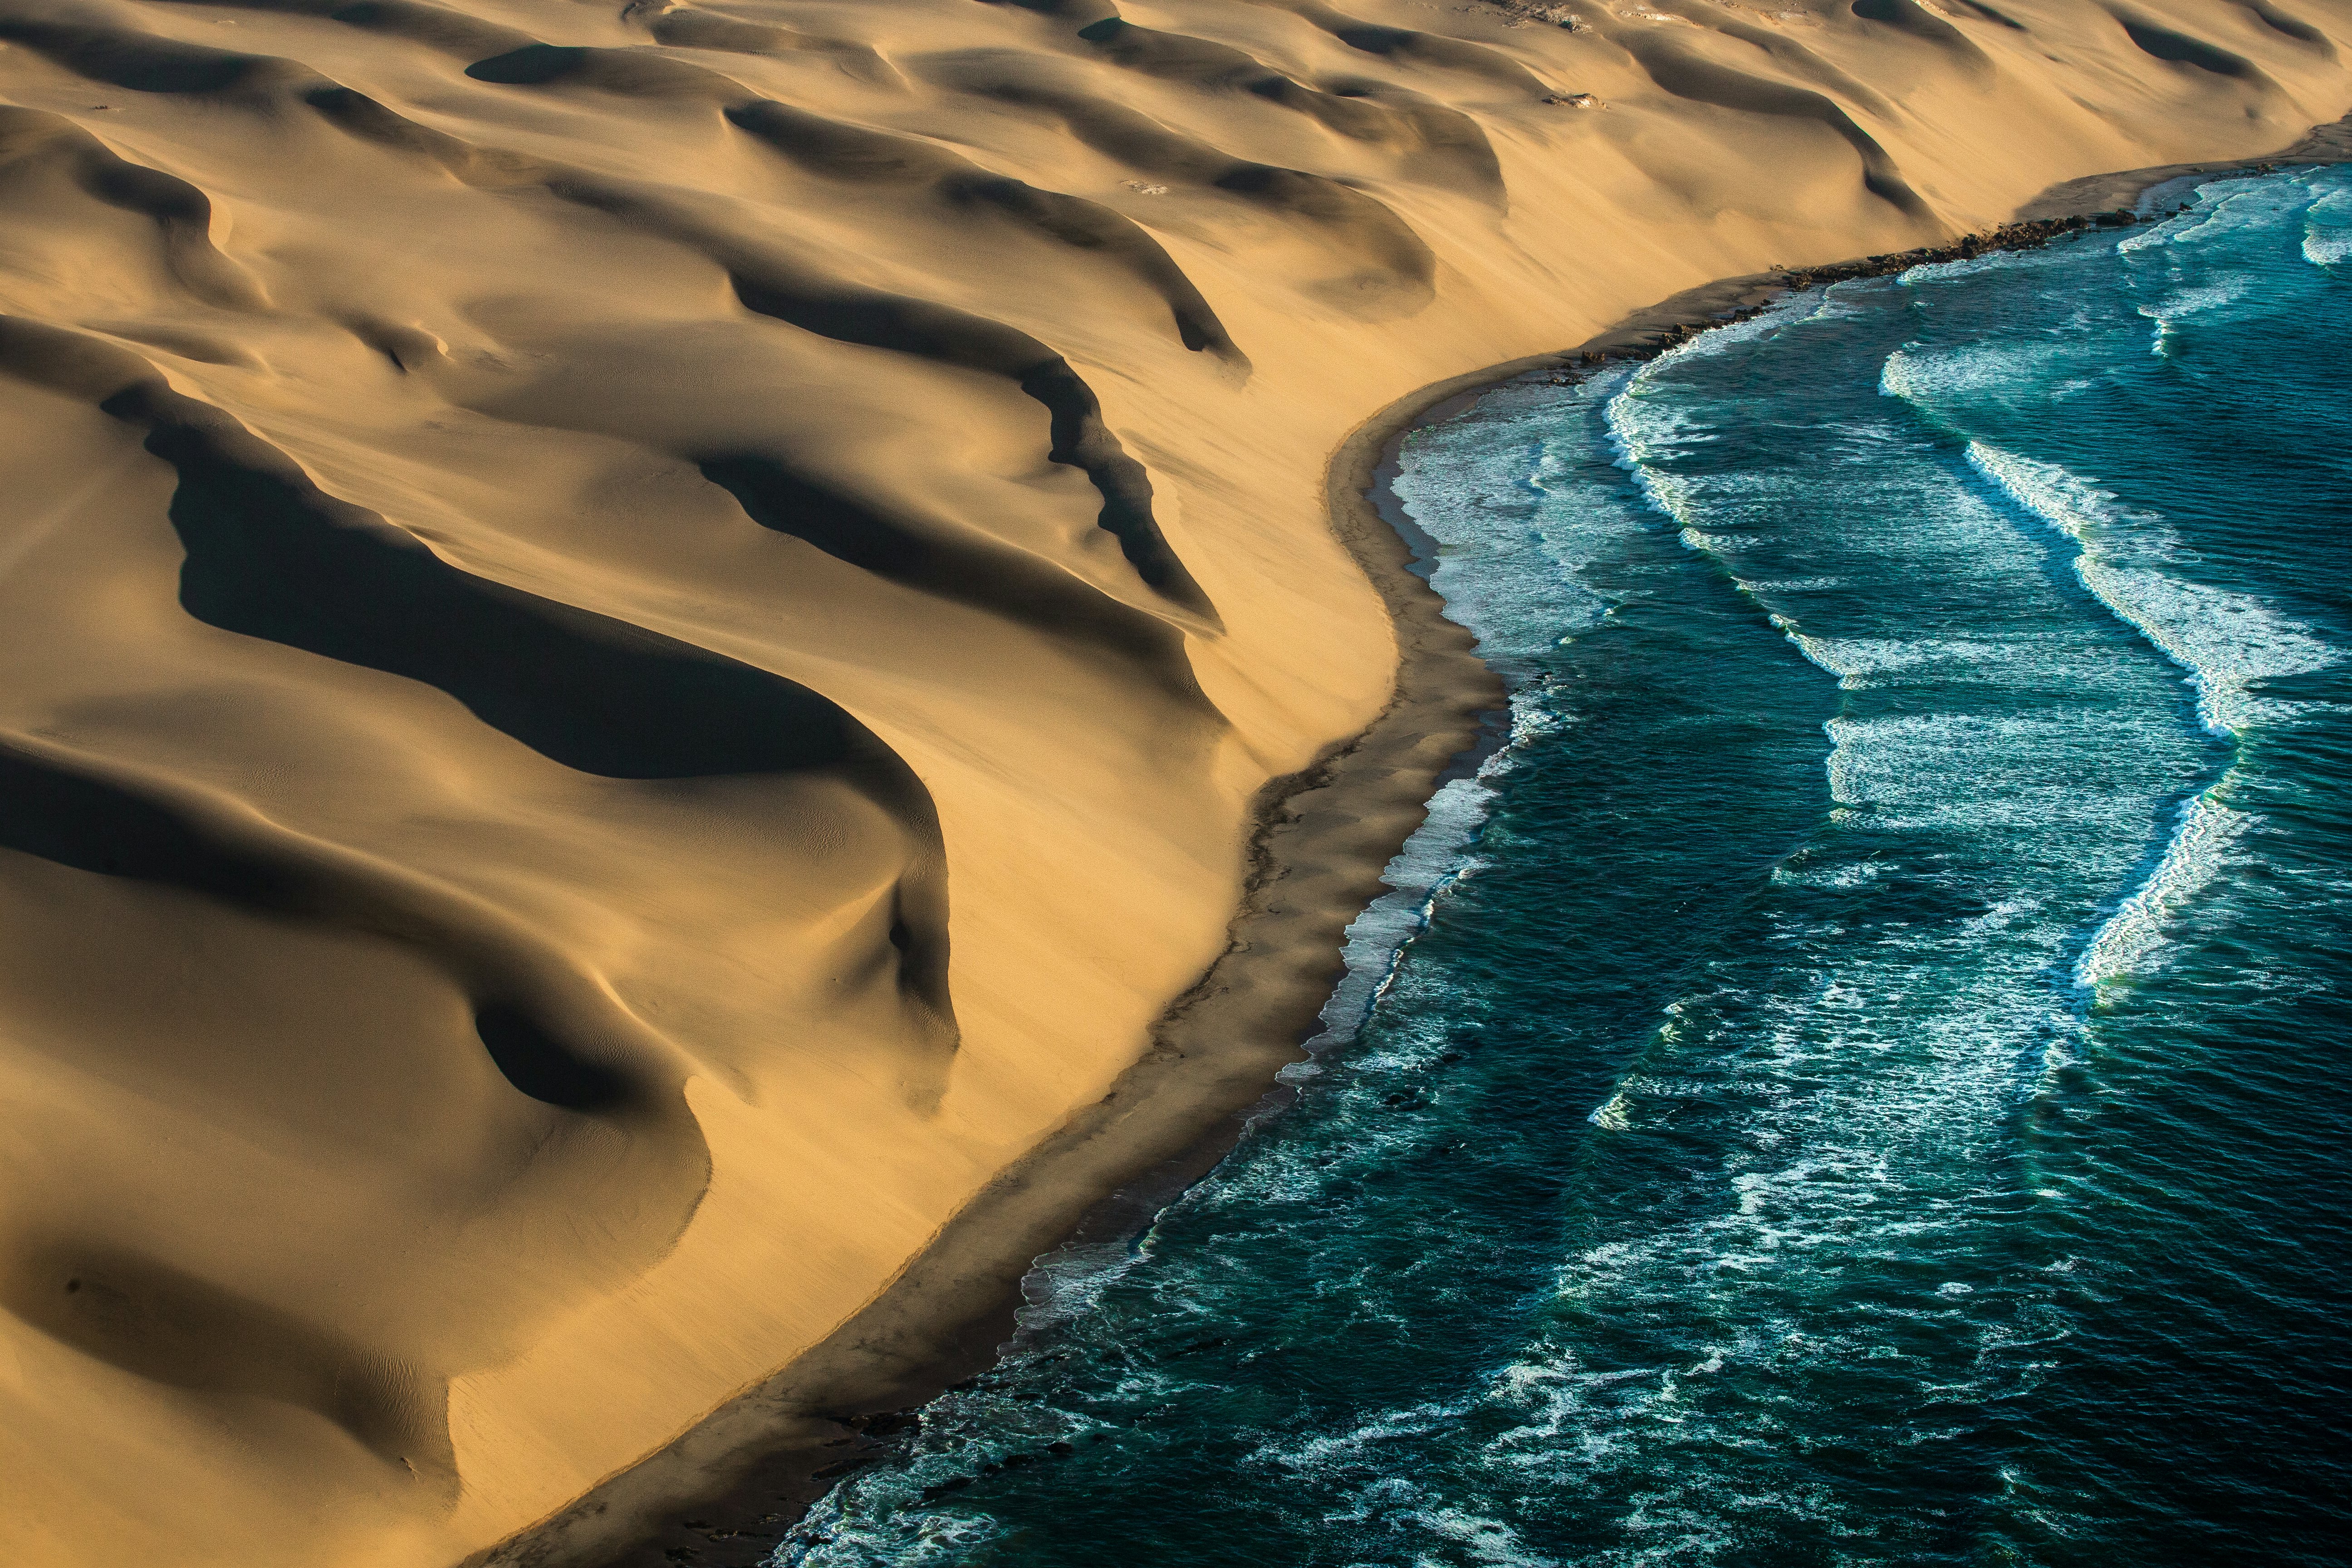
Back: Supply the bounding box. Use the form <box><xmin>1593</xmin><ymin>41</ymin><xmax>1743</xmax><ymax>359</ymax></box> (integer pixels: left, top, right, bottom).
<box><xmin>0</xmin><ymin>2</ymin><xmax>2346</xmax><ymax>1564</ymax></box>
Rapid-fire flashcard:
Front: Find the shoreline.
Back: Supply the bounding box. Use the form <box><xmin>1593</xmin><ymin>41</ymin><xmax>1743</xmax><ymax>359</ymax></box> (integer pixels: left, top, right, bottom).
<box><xmin>478</xmin><ymin>119</ymin><xmax>2352</xmax><ymax>1568</ymax></box>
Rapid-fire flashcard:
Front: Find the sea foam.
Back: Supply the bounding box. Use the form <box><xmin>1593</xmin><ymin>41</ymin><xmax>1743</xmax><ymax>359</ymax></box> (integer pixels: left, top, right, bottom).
<box><xmin>1965</xmin><ymin>442</ymin><xmax>2335</xmax><ymax>736</ymax></box>
<box><xmin>2075</xmin><ymin>794</ymin><xmax>2255</xmax><ymax>990</ymax></box>
<box><xmin>2304</xmin><ymin>187</ymin><xmax>2352</xmax><ymax>268</ymax></box>
<box><xmin>2137</xmin><ymin>278</ymin><xmax>2252</xmax><ymax>356</ymax></box>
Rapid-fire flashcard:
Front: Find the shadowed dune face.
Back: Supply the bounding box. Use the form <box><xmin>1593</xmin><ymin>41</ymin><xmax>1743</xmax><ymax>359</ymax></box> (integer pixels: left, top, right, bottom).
<box><xmin>3</xmin><ymin>1238</ymin><xmax>460</xmax><ymax>1483</ymax></box>
<box><xmin>1068</xmin><ymin>14</ymin><xmax>1509</xmax><ymax>200</ymax></box>
<box><xmin>0</xmin><ymin>106</ymin><xmax>263</xmax><ymax>306</ymax></box>
<box><xmin>2111</xmin><ymin>4</ymin><xmax>2283</xmax><ymax>84</ymax></box>
<box><xmin>722</xmin><ymin>95</ymin><xmax>1249</xmax><ymax>357</ymax></box>
<box><xmin>910</xmin><ymin>44</ymin><xmax>1446</xmax><ymax>313</ymax></box>
<box><xmin>1621</xmin><ymin>31</ymin><xmax>1934</xmax><ymax>214</ymax></box>
<box><xmin>0</xmin><ymin>0</ymin><xmax>2346</xmax><ymax>1563</ymax></box>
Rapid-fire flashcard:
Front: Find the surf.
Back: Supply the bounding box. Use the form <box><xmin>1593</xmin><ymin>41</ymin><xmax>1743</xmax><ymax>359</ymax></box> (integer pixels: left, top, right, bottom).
<box><xmin>778</xmin><ymin>165</ymin><xmax>2352</xmax><ymax>1568</ymax></box>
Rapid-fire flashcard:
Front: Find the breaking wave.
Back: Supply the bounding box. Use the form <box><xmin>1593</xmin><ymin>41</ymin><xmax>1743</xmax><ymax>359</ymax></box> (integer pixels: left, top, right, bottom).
<box><xmin>775</xmin><ymin>164</ymin><xmax>2352</xmax><ymax>1568</ymax></box>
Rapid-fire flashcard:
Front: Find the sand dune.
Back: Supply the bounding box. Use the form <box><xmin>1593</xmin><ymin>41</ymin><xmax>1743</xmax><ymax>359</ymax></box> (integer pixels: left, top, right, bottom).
<box><xmin>0</xmin><ymin>0</ymin><xmax>2344</xmax><ymax>1562</ymax></box>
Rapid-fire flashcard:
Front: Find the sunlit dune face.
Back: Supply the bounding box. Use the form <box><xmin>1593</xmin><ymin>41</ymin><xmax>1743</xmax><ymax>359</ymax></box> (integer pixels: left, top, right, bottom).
<box><xmin>0</xmin><ymin>0</ymin><xmax>2340</xmax><ymax>1561</ymax></box>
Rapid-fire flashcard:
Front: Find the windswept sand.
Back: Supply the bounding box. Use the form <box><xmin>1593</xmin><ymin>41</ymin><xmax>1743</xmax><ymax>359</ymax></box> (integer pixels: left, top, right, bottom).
<box><xmin>0</xmin><ymin>1</ymin><xmax>2346</xmax><ymax>1563</ymax></box>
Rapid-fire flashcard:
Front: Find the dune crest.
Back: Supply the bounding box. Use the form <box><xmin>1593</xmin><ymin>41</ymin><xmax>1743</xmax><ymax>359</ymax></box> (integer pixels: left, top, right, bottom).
<box><xmin>0</xmin><ymin>0</ymin><xmax>2344</xmax><ymax>1562</ymax></box>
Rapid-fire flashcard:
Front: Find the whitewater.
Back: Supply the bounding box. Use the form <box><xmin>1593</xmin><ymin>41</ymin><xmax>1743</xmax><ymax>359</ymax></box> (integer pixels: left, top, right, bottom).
<box><xmin>773</xmin><ymin>167</ymin><xmax>2352</xmax><ymax>1568</ymax></box>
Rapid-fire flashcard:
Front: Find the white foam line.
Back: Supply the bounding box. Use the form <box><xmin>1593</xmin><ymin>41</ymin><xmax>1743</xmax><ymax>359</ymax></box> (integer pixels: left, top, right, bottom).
<box><xmin>1964</xmin><ymin>442</ymin><xmax>2335</xmax><ymax>738</ymax></box>
<box><xmin>1603</xmin><ymin>286</ymin><xmax>1852</xmax><ymax>531</ymax></box>
<box><xmin>2305</xmin><ymin>182</ymin><xmax>2352</xmax><ymax>264</ymax></box>
<box><xmin>1958</xmin><ymin>441</ymin><xmax>2336</xmax><ymax>989</ymax></box>
<box><xmin>1312</xmin><ymin>363</ymin><xmax>1686</xmax><ymax>1067</ymax></box>
<box><xmin>1625</xmin><ymin>359</ymin><xmax>2317</xmax><ymax>1004</ymax></box>
<box><xmin>2074</xmin><ymin>790</ymin><xmax>2253</xmax><ymax>990</ymax></box>
<box><xmin>2137</xmin><ymin>278</ymin><xmax>2250</xmax><ymax>358</ymax></box>
<box><xmin>1292</xmin><ymin>726</ymin><xmax>1521</xmax><ymax>1070</ymax></box>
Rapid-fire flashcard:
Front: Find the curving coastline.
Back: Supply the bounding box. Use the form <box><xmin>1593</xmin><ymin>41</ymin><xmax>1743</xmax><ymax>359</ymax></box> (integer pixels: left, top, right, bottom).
<box><xmin>5</xmin><ymin>3</ymin><xmax>2352</xmax><ymax>1565</ymax></box>
<box><xmin>490</xmin><ymin>109</ymin><xmax>2352</xmax><ymax>1568</ymax></box>
<box><xmin>473</xmin><ymin>277</ymin><xmax>1522</xmax><ymax>1568</ymax></box>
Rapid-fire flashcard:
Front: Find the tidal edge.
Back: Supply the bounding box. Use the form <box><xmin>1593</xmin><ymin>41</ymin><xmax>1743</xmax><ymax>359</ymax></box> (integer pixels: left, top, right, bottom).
<box><xmin>474</xmin><ymin>113</ymin><xmax>2352</xmax><ymax>1568</ymax></box>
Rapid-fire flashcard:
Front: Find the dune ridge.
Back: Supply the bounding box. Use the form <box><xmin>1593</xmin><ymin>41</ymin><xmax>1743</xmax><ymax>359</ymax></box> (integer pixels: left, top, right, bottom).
<box><xmin>0</xmin><ymin>1</ymin><xmax>2346</xmax><ymax>1563</ymax></box>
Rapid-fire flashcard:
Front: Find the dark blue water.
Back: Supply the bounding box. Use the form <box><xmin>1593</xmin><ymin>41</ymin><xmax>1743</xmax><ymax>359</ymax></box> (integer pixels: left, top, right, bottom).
<box><xmin>776</xmin><ymin>167</ymin><xmax>2352</xmax><ymax>1567</ymax></box>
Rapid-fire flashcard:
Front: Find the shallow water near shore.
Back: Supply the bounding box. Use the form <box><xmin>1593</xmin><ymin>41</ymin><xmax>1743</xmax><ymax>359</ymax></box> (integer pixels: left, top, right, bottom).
<box><xmin>773</xmin><ymin>167</ymin><xmax>2352</xmax><ymax>1567</ymax></box>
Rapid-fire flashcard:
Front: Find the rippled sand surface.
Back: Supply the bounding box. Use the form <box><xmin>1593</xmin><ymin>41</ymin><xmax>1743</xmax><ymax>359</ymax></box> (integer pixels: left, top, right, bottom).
<box><xmin>779</xmin><ymin>164</ymin><xmax>2352</xmax><ymax>1568</ymax></box>
<box><xmin>0</xmin><ymin>1</ymin><xmax>2343</xmax><ymax>1563</ymax></box>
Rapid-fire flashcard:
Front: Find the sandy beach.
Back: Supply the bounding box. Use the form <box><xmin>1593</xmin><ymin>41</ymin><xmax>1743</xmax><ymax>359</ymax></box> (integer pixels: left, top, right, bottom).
<box><xmin>2</xmin><ymin>3</ymin><xmax>2348</xmax><ymax>1564</ymax></box>
<box><xmin>508</xmin><ymin>119</ymin><xmax>2352</xmax><ymax>1568</ymax></box>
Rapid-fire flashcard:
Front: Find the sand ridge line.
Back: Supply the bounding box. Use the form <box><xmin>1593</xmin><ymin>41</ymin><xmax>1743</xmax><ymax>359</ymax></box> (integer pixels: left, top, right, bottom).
<box><xmin>471</xmin><ymin>106</ymin><xmax>2352</xmax><ymax>1563</ymax></box>
<box><xmin>5</xmin><ymin>1</ymin><xmax>2352</xmax><ymax>1563</ymax></box>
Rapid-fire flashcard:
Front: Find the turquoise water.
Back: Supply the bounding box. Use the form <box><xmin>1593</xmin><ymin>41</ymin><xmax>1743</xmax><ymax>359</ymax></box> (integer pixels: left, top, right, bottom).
<box><xmin>776</xmin><ymin>167</ymin><xmax>2352</xmax><ymax>1566</ymax></box>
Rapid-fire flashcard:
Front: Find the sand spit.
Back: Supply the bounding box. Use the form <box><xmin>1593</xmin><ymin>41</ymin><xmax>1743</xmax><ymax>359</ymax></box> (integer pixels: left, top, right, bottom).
<box><xmin>0</xmin><ymin>1</ymin><xmax>2345</xmax><ymax>1563</ymax></box>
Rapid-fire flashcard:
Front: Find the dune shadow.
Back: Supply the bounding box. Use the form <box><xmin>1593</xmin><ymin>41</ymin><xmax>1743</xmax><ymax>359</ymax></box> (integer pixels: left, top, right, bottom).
<box><xmin>2110</xmin><ymin>9</ymin><xmax>2278</xmax><ymax>82</ymax></box>
<box><xmin>101</xmin><ymin>380</ymin><xmax>863</xmax><ymax>782</ymax></box>
<box><xmin>0</xmin><ymin>736</ymin><xmax>663</xmax><ymax>1114</ymax></box>
<box><xmin>1625</xmin><ymin>40</ymin><xmax>1935</xmax><ymax>219</ymax></box>
<box><xmin>0</xmin><ymin>1236</ymin><xmax>457</xmax><ymax>1487</ymax></box>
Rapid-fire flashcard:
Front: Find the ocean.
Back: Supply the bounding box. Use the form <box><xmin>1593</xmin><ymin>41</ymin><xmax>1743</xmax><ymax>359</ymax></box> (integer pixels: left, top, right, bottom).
<box><xmin>772</xmin><ymin>165</ymin><xmax>2352</xmax><ymax>1567</ymax></box>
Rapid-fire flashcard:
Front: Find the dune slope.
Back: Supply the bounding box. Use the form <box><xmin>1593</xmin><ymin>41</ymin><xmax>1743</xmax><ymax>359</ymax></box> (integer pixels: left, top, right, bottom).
<box><xmin>0</xmin><ymin>0</ymin><xmax>2345</xmax><ymax>1562</ymax></box>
